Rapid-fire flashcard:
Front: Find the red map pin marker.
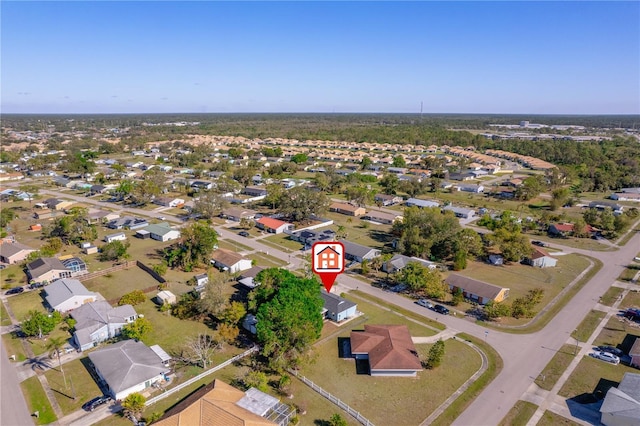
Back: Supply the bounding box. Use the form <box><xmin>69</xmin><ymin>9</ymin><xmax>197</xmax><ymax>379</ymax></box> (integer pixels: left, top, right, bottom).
<box><xmin>311</xmin><ymin>241</ymin><xmax>345</xmax><ymax>293</ymax></box>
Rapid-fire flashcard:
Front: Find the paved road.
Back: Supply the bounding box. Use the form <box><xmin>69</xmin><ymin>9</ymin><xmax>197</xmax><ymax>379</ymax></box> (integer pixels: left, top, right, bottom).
<box><xmin>1</xmin><ymin>338</ymin><xmax>34</xmax><ymax>426</ymax></box>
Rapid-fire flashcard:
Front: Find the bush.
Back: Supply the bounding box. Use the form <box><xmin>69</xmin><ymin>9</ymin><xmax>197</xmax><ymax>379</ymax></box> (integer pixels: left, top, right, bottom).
<box><xmin>118</xmin><ymin>290</ymin><xmax>146</xmax><ymax>306</ymax></box>
<box><xmin>425</xmin><ymin>339</ymin><xmax>445</xmax><ymax>369</ymax></box>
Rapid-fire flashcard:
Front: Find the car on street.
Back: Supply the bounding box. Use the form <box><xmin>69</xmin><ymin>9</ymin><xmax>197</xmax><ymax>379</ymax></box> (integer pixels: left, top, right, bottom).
<box><xmin>82</xmin><ymin>395</ymin><xmax>112</xmax><ymax>411</ymax></box>
<box><xmin>532</xmin><ymin>241</ymin><xmax>549</xmax><ymax>247</ymax></box>
<box><xmin>416</xmin><ymin>299</ymin><xmax>434</xmax><ymax>309</ymax></box>
<box><xmin>29</xmin><ymin>282</ymin><xmax>45</xmax><ymax>289</ymax></box>
<box><xmin>238</xmin><ymin>231</ymin><xmax>250</xmax><ymax>237</ymax></box>
<box><xmin>595</xmin><ymin>346</ymin><xmax>624</xmax><ymax>357</ymax></box>
<box><xmin>158</xmin><ymin>216</ymin><xmax>166</xmax><ymax>221</ymax></box>
<box><xmin>590</xmin><ymin>351</ymin><xmax>620</xmax><ymax>365</ymax></box>
<box><xmin>433</xmin><ymin>304</ymin><xmax>450</xmax><ymax>315</ymax></box>
<box><xmin>5</xmin><ymin>286</ymin><xmax>24</xmax><ymax>295</ymax></box>
<box><xmin>623</xmin><ymin>308</ymin><xmax>640</xmax><ymax>322</ymax></box>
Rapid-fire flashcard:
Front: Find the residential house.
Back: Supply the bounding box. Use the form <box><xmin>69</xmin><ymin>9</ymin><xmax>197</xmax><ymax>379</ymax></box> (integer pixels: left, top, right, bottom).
<box><xmin>71</xmin><ymin>301</ymin><xmax>137</xmax><ymax>351</ymax></box>
<box><xmin>443</xmin><ymin>205</ymin><xmax>476</xmax><ymax>219</ymax></box>
<box><xmin>90</xmin><ymin>184</ymin><xmax>109</xmax><ymax>195</ymax></box>
<box><xmin>611</xmin><ymin>192</ymin><xmax>640</xmax><ymax>202</ymax></box>
<box><xmin>45</xmin><ymin>198</ymin><xmax>74</xmax><ymax>211</ymax></box>
<box><xmin>243</xmin><ymin>186</ymin><xmax>268</xmax><ymax>197</ymax></box>
<box><xmin>386</xmin><ymin>167</ymin><xmax>408</xmax><ymax>175</ymax></box>
<box><xmin>445</xmin><ymin>274</ymin><xmax>510</xmax><ymax>305</ymax></box>
<box><xmin>289</xmin><ymin>229</ymin><xmax>336</xmax><ymax>247</ymax></box>
<box><xmin>341</xmin><ymin>240</ymin><xmax>381</xmax><ymax>263</ymax></box>
<box><xmin>600</xmin><ymin>372</ymin><xmax>640</xmax><ymax>426</ymax></box>
<box><xmin>33</xmin><ymin>210</ymin><xmax>65</xmax><ymax>220</ymax></box>
<box><xmin>107</xmin><ymin>217</ymin><xmax>149</xmax><ymax>230</ymax></box>
<box><xmin>88</xmin><ymin>340</ymin><xmax>171</xmax><ymax>401</ymax></box>
<box><xmin>143</xmin><ymin>223</ymin><xmax>181</xmax><ymax>242</ymax></box>
<box><xmin>211</xmin><ymin>249</ymin><xmax>252</xmax><ymax>273</ymax></box>
<box><xmin>191</xmin><ymin>181</ymin><xmax>213</xmax><ymax>191</ymax></box>
<box><xmin>87</xmin><ymin>209</ymin><xmax>120</xmax><ymax>225</ymax></box>
<box><xmin>256</xmin><ymin>217</ymin><xmax>293</xmax><ymax>234</ymax></box>
<box><xmin>44</xmin><ymin>278</ymin><xmax>98</xmax><ymax>313</ymax></box>
<box><xmin>448</xmin><ymin>172</ymin><xmax>475</xmax><ymax>181</ymax></box>
<box><xmin>548</xmin><ymin>222</ymin><xmax>598</xmax><ymax>237</ymax></box>
<box><xmin>629</xmin><ymin>338</ymin><xmax>640</xmax><ymax>369</ymax></box>
<box><xmin>406</xmin><ymin>198</ymin><xmax>440</xmax><ymax>209</ymax></box>
<box><xmin>526</xmin><ymin>247</ymin><xmax>557</xmax><ymax>268</ymax></box>
<box><xmin>329</xmin><ymin>202</ymin><xmax>366</xmax><ymax>217</ymax></box>
<box><xmin>104</xmin><ymin>232</ymin><xmax>127</xmax><ymax>243</ymax></box>
<box><xmin>374</xmin><ymin>194</ymin><xmax>403</xmax><ymax>206</ymax></box>
<box><xmin>242</xmin><ymin>314</ymin><xmax>258</xmax><ymax>334</ymax></box>
<box><xmin>154</xmin><ymin>379</ymin><xmax>293</xmax><ymax>426</ymax></box>
<box><xmin>382</xmin><ymin>254</ymin><xmax>436</xmax><ymax>274</ymax></box>
<box><xmin>0</xmin><ymin>241</ymin><xmax>35</xmax><ymax>264</ymax></box>
<box><xmin>321</xmin><ymin>291</ymin><xmax>357</xmax><ymax>322</ymax></box>
<box><xmin>153</xmin><ymin>197</ymin><xmax>185</xmax><ymax>208</ymax></box>
<box><xmin>589</xmin><ymin>201</ymin><xmax>624</xmax><ymax>215</ymax></box>
<box><xmin>363</xmin><ymin>210</ymin><xmax>402</xmax><ymax>225</ymax></box>
<box><xmin>220</xmin><ymin>207</ymin><xmax>257</xmax><ymax>222</ymax></box>
<box><xmin>26</xmin><ymin>257</ymin><xmax>73</xmax><ymax>283</ymax></box>
<box><xmin>456</xmin><ymin>184</ymin><xmax>485</xmax><ymax>193</ymax></box>
<box><xmin>237</xmin><ymin>266</ymin><xmax>266</xmax><ymax>289</ymax></box>
<box><xmin>350</xmin><ymin>324</ymin><xmax>423</xmax><ymax>377</ymax></box>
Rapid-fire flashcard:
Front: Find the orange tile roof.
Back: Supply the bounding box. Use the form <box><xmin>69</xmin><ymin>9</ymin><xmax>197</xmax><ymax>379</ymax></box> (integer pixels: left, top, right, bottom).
<box><xmin>256</xmin><ymin>216</ymin><xmax>290</xmax><ymax>230</ymax></box>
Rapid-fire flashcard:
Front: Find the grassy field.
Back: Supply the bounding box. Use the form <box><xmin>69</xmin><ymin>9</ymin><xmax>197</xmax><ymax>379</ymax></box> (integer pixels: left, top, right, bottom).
<box><xmin>44</xmin><ymin>357</ymin><xmax>103</xmax><ymax>415</ymax></box>
<box><xmin>0</xmin><ymin>301</ymin><xmax>12</xmax><ymax>326</ymax></box>
<box><xmin>20</xmin><ymin>375</ymin><xmax>57</xmax><ymax>424</ymax></box>
<box><xmin>620</xmin><ymin>291</ymin><xmax>640</xmax><ymax>310</ymax></box>
<box><xmin>592</xmin><ymin>316</ymin><xmax>638</xmax><ymax>348</ymax></box>
<box><xmin>217</xmin><ymin>239</ymin><xmax>253</xmax><ymax>253</ymax></box>
<box><xmin>83</xmin><ymin>267</ymin><xmax>162</xmax><ymax>302</ymax></box>
<box><xmin>618</xmin><ymin>265</ymin><xmax>640</xmax><ymax>282</ymax></box>
<box><xmin>559</xmin><ymin>355</ymin><xmax>640</xmax><ymax>399</ymax></box>
<box><xmin>263</xmin><ymin>233</ymin><xmax>304</xmax><ymax>252</ymax></box>
<box><xmin>498</xmin><ymin>400</ymin><xmax>538</xmax><ymax>426</ymax></box>
<box><xmin>7</xmin><ymin>290</ymin><xmax>48</xmax><ymax>321</ymax></box>
<box><xmin>534</xmin><ymin>344</ymin><xmax>577</xmax><ymax>391</ymax></box>
<box><xmin>299</xmin><ymin>297</ymin><xmax>479</xmax><ymax>425</ymax></box>
<box><xmin>525</xmin><ymin>234</ymin><xmax>614</xmax><ymax>252</ymax></box>
<box><xmin>2</xmin><ymin>331</ymin><xmax>28</xmax><ymax>361</ymax></box>
<box><xmin>600</xmin><ymin>287</ymin><xmax>625</xmax><ymax>306</ymax></box>
<box><xmin>457</xmin><ymin>254</ymin><xmax>590</xmax><ymax>325</ymax></box>
<box><xmin>247</xmin><ymin>252</ymin><xmax>288</xmax><ymax>268</ymax></box>
<box><xmin>322</xmin><ymin>211</ymin><xmax>395</xmax><ymax>251</ymax></box>
<box><xmin>572</xmin><ymin>310</ymin><xmax>606</xmax><ymax>342</ymax></box>
<box><xmin>536</xmin><ymin>410</ymin><xmax>580</xmax><ymax>426</ymax></box>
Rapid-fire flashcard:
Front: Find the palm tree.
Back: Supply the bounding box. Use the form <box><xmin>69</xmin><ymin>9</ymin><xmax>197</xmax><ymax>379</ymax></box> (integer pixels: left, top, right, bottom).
<box><xmin>122</xmin><ymin>392</ymin><xmax>146</xmax><ymax>421</ymax></box>
<box><xmin>47</xmin><ymin>337</ymin><xmax>67</xmax><ymax>388</ymax></box>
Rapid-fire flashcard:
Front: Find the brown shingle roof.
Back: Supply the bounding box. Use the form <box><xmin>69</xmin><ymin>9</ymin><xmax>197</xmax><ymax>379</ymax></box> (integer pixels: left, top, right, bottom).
<box><xmin>445</xmin><ymin>274</ymin><xmax>507</xmax><ymax>301</ymax></box>
<box><xmin>211</xmin><ymin>249</ymin><xmax>245</xmax><ymax>268</ymax></box>
<box><xmin>350</xmin><ymin>325</ymin><xmax>422</xmax><ymax>372</ymax></box>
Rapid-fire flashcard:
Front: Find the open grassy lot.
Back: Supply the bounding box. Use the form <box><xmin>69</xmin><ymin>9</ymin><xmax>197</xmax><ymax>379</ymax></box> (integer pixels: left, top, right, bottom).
<box><xmin>525</xmin><ymin>234</ymin><xmax>614</xmax><ymax>251</ymax></box>
<box><xmin>620</xmin><ymin>291</ymin><xmax>640</xmax><ymax>310</ymax></box>
<box><xmin>559</xmin><ymin>355</ymin><xmax>639</xmax><ymax>399</ymax></box>
<box><xmin>592</xmin><ymin>316</ymin><xmax>638</xmax><ymax>348</ymax></box>
<box><xmin>536</xmin><ymin>410</ymin><xmax>580</xmax><ymax>426</ymax></box>
<box><xmin>534</xmin><ymin>344</ymin><xmax>576</xmax><ymax>391</ymax></box>
<box><xmin>7</xmin><ymin>290</ymin><xmax>47</xmax><ymax>321</ymax></box>
<box><xmin>217</xmin><ymin>239</ymin><xmax>252</xmax><ymax>253</ymax></box>
<box><xmin>263</xmin><ymin>233</ymin><xmax>303</xmax><ymax>252</ymax></box>
<box><xmin>44</xmin><ymin>357</ymin><xmax>103</xmax><ymax>415</ymax></box>
<box><xmin>2</xmin><ymin>331</ymin><xmax>28</xmax><ymax>361</ymax></box>
<box><xmin>20</xmin><ymin>375</ymin><xmax>58</xmax><ymax>425</ymax></box>
<box><xmin>322</xmin><ymin>211</ymin><xmax>394</xmax><ymax>251</ymax></box>
<box><xmin>618</xmin><ymin>265</ymin><xmax>640</xmax><ymax>282</ymax></box>
<box><xmin>247</xmin><ymin>252</ymin><xmax>288</xmax><ymax>268</ymax></box>
<box><xmin>0</xmin><ymin>301</ymin><xmax>12</xmax><ymax>326</ymax></box>
<box><xmin>1</xmin><ymin>263</ymin><xmax>28</xmax><ymax>289</ymax></box>
<box><xmin>83</xmin><ymin>267</ymin><xmax>162</xmax><ymax>302</ymax></box>
<box><xmin>498</xmin><ymin>400</ymin><xmax>538</xmax><ymax>426</ymax></box>
<box><xmin>456</xmin><ymin>254</ymin><xmax>590</xmax><ymax>325</ymax></box>
<box><xmin>600</xmin><ymin>287</ymin><xmax>625</xmax><ymax>306</ymax></box>
<box><xmin>572</xmin><ymin>310</ymin><xmax>606</xmax><ymax>343</ymax></box>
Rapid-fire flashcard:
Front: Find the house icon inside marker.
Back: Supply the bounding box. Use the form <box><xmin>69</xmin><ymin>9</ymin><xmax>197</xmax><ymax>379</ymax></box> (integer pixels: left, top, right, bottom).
<box><xmin>316</xmin><ymin>245</ymin><xmax>341</xmax><ymax>270</ymax></box>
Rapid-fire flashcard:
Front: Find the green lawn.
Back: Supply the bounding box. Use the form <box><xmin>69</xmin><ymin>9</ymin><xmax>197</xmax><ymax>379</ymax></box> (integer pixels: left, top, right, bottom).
<box><xmin>593</xmin><ymin>317</ymin><xmax>633</xmax><ymax>348</ymax></box>
<box><xmin>263</xmin><ymin>233</ymin><xmax>304</xmax><ymax>252</ymax></box>
<box><xmin>2</xmin><ymin>331</ymin><xmax>28</xmax><ymax>362</ymax></box>
<box><xmin>536</xmin><ymin>410</ymin><xmax>580</xmax><ymax>426</ymax></box>
<box><xmin>457</xmin><ymin>254</ymin><xmax>590</xmax><ymax>325</ymax></box>
<box><xmin>600</xmin><ymin>287</ymin><xmax>625</xmax><ymax>306</ymax></box>
<box><xmin>0</xmin><ymin>301</ymin><xmax>12</xmax><ymax>326</ymax></box>
<box><xmin>572</xmin><ymin>310</ymin><xmax>606</xmax><ymax>343</ymax></box>
<box><xmin>618</xmin><ymin>265</ymin><xmax>640</xmax><ymax>282</ymax></box>
<box><xmin>44</xmin><ymin>357</ymin><xmax>103</xmax><ymax>415</ymax></box>
<box><xmin>7</xmin><ymin>290</ymin><xmax>48</xmax><ymax>321</ymax></box>
<box><xmin>559</xmin><ymin>355</ymin><xmax>639</xmax><ymax>399</ymax></box>
<box><xmin>620</xmin><ymin>291</ymin><xmax>640</xmax><ymax>310</ymax></box>
<box><xmin>247</xmin><ymin>252</ymin><xmax>288</xmax><ymax>268</ymax></box>
<box><xmin>498</xmin><ymin>400</ymin><xmax>538</xmax><ymax>426</ymax></box>
<box><xmin>534</xmin><ymin>344</ymin><xmax>576</xmax><ymax>391</ymax></box>
<box><xmin>217</xmin><ymin>239</ymin><xmax>252</xmax><ymax>252</ymax></box>
<box><xmin>20</xmin><ymin>376</ymin><xmax>58</xmax><ymax>424</ymax></box>
<box><xmin>83</xmin><ymin>267</ymin><xmax>162</xmax><ymax>302</ymax></box>
<box><xmin>524</xmin><ymin>233</ymin><xmax>614</xmax><ymax>252</ymax></box>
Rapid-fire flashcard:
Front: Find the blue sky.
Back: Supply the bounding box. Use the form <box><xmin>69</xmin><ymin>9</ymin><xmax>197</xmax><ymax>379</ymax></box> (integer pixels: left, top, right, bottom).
<box><xmin>2</xmin><ymin>1</ymin><xmax>639</xmax><ymax>114</ymax></box>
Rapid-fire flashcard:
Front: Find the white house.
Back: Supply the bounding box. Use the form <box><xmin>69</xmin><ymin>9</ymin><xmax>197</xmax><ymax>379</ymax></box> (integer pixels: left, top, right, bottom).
<box><xmin>88</xmin><ymin>340</ymin><xmax>171</xmax><ymax>401</ymax></box>
<box><xmin>104</xmin><ymin>232</ymin><xmax>127</xmax><ymax>243</ymax></box>
<box><xmin>71</xmin><ymin>301</ymin><xmax>137</xmax><ymax>351</ymax></box>
<box><xmin>44</xmin><ymin>279</ymin><xmax>98</xmax><ymax>313</ymax></box>
<box><xmin>320</xmin><ymin>291</ymin><xmax>357</xmax><ymax>322</ymax></box>
<box><xmin>155</xmin><ymin>290</ymin><xmax>177</xmax><ymax>305</ymax></box>
<box><xmin>210</xmin><ymin>249</ymin><xmax>252</xmax><ymax>273</ymax></box>
<box><xmin>443</xmin><ymin>205</ymin><xmax>475</xmax><ymax>219</ymax></box>
<box><xmin>143</xmin><ymin>223</ymin><xmax>181</xmax><ymax>242</ymax></box>
<box><xmin>526</xmin><ymin>247</ymin><xmax>557</xmax><ymax>268</ymax></box>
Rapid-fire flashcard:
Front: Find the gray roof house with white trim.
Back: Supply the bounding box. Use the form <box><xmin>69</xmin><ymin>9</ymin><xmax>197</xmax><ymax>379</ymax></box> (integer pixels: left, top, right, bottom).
<box><xmin>88</xmin><ymin>340</ymin><xmax>170</xmax><ymax>401</ymax></box>
<box><xmin>382</xmin><ymin>254</ymin><xmax>436</xmax><ymax>273</ymax></box>
<box><xmin>44</xmin><ymin>278</ymin><xmax>98</xmax><ymax>313</ymax></box>
<box><xmin>406</xmin><ymin>198</ymin><xmax>440</xmax><ymax>208</ymax></box>
<box><xmin>143</xmin><ymin>223</ymin><xmax>181</xmax><ymax>242</ymax></box>
<box><xmin>340</xmin><ymin>240</ymin><xmax>381</xmax><ymax>263</ymax></box>
<box><xmin>601</xmin><ymin>372</ymin><xmax>640</xmax><ymax>426</ymax></box>
<box><xmin>320</xmin><ymin>291</ymin><xmax>357</xmax><ymax>322</ymax></box>
<box><xmin>71</xmin><ymin>301</ymin><xmax>137</xmax><ymax>351</ymax></box>
<box><xmin>443</xmin><ymin>205</ymin><xmax>476</xmax><ymax>219</ymax></box>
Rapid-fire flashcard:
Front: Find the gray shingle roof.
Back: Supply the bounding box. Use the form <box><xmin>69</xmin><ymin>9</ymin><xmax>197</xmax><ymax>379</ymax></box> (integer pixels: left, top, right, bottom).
<box><xmin>88</xmin><ymin>340</ymin><xmax>168</xmax><ymax>393</ymax></box>
<box><xmin>44</xmin><ymin>278</ymin><xmax>96</xmax><ymax>309</ymax></box>
<box><xmin>27</xmin><ymin>257</ymin><xmax>69</xmax><ymax>278</ymax></box>
<box><xmin>387</xmin><ymin>254</ymin><xmax>435</xmax><ymax>271</ymax></box>
<box><xmin>341</xmin><ymin>240</ymin><xmax>380</xmax><ymax>260</ymax></box>
<box><xmin>71</xmin><ymin>301</ymin><xmax>136</xmax><ymax>331</ymax></box>
<box><xmin>601</xmin><ymin>373</ymin><xmax>640</xmax><ymax>419</ymax></box>
<box><xmin>320</xmin><ymin>291</ymin><xmax>356</xmax><ymax>315</ymax></box>
<box><xmin>0</xmin><ymin>242</ymin><xmax>34</xmax><ymax>259</ymax></box>
<box><xmin>445</xmin><ymin>274</ymin><xmax>507</xmax><ymax>301</ymax></box>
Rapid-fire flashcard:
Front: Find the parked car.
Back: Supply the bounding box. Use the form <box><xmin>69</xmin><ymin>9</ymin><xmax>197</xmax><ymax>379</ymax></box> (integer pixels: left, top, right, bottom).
<box><xmin>595</xmin><ymin>346</ymin><xmax>624</xmax><ymax>357</ymax></box>
<box><xmin>29</xmin><ymin>282</ymin><xmax>45</xmax><ymax>289</ymax></box>
<box><xmin>157</xmin><ymin>216</ymin><xmax>166</xmax><ymax>221</ymax></box>
<box><xmin>624</xmin><ymin>308</ymin><xmax>640</xmax><ymax>322</ymax></box>
<box><xmin>238</xmin><ymin>231</ymin><xmax>250</xmax><ymax>237</ymax></box>
<box><xmin>416</xmin><ymin>299</ymin><xmax>434</xmax><ymax>309</ymax></box>
<box><xmin>82</xmin><ymin>395</ymin><xmax>112</xmax><ymax>412</ymax></box>
<box><xmin>532</xmin><ymin>240</ymin><xmax>548</xmax><ymax>247</ymax></box>
<box><xmin>434</xmin><ymin>304</ymin><xmax>450</xmax><ymax>315</ymax></box>
<box><xmin>5</xmin><ymin>286</ymin><xmax>24</xmax><ymax>295</ymax></box>
<box><xmin>590</xmin><ymin>351</ymin><xmax>620</xmax><ymax>365</ymax></box>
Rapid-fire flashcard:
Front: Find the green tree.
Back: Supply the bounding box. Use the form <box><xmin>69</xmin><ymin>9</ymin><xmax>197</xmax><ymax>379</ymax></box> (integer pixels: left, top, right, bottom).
<box><xmin>484</xmin><ymin>300</ymin><xmax>511</xmax><ymax>319</ymax></box>
<box><xmin>453</xmin><ymin>250</ymin><xmax>467</xmax><ymax>271</ymax></box>
<box><xmin>511</xmin><ymin>288</ymin><xmax>544</xmax><ymax>319</ymax></box>
<box><xmin>550</xmin><ymin>187</ymin><xmax>571</xmax><ymax>211</ymax></box>
<box><xmin>122</xmin><ymin>393</ymin><xmax>146</xmax><ymax>421</ymax></box>
<box><xmin>290</xmin><ymin>153</ymin><xmax>308</xmax><ymax>164</ymax></box>
<box><xmin>278</xmin><ymin>185</ymin><xmax>329</xmax><ymax>223</ymax></box>
<box><xmin>221</xmin><ymin>301</ymin><xmax>247</xmax><ymax>325</ymax></box>
<box><xmin>47</xmin><ymin>337</ymin><xmax>68</xmax><ymax>389</ymax></box>
<box><xmin>380</xmin><ymin>173</ymin><xmax>400</xmax><ymax>195</ymax></box>
<box><xmin>329</xmin><ymin>413</ymin><xmax>348</xmax><ymax>426</ymax></box>
<box><xmin>0</xmin><ymin>208</ymin><xmax>16</xmax><ymax>228</ymax></box>
<box><xmin>345</xmin><ymin>185</ymin><xmax>374</xmax><ymax>207</ymax></box>
<box><xmin>244</xmin><ymin>370</ymin><xmax>269</xmax><ymax>393</ymax></box>
<box><xmin>217</xmin><ymin>323</ymin><xmax>240</xmax><ymax>343</ymax></box>
<box><xmin>394</xmin><ymin>206</ymin><xmax>461</xmax><ymax>260</ymax></box>
<box><xmin>425</xmin><ymin>339</ymin><xmax>445</xmax><ymax>369</ymax></box>
<box><xmin>46</xmin><ymin>207</ymin><xmax>97</xmax><ymax>245</ymax></box>
<box><xmin>152</xmin><ymin>262</ymin><xmax>168</xmax><ymax>277</ymax></box>
<box><xmin>98</xmin><ymin>240</ymin><xmax>130</xmax><ymax>262</ymax></box>
<box><xmin>360</xmin><ymin>156</ymin><xmax>373</xmax><ymax>170</ymax></box>
<box><xmin>454</xmin><ymin>228</ymin><xmax>484</xmax><ymax>257</ymax></box>
<box><xmin>264</xmin><ymin>183</ymin><xmax>285</xmax><ymax>209</ymax></box>
<box><xmin>572</xmin><ymin>217</ymin><xmax>588</xmax><ymax>238</ymax></box>
<box><xmin>197</xmin><ymin>273</ymin><xmax>228</xmax><ymax>317</ymax></box>
<box><xmin>21</xmin><ymin>310</ymin><xmax>61</xmax><ymax>338</ymax></box>
<box><xmin>131</xmin><ymin>169</ymin><xmax>165</xmax><ymax>205</ymax></box>
<box><xmin>165</xmin><ymin>221</ymin><xmax>218</xmax><ymax>271</ymax></box>
<box><xmin>397</xmin><ymin>262</ymin><xmax>447</xmax><ymax>298</ymax></box>
<box><xmin>253</xmin><ymin>268</ymin><xmax>324</xmax><ymax>370</ymax></box>
<box><xmin>122</xmin><ymin>317</ymin><xmax>152</xmax><ymax>340</ymax></box>
<box><xmin>392</xmin><ymin>155</ymin><xmax>406</xmax><ymax>167</ymax></box>
<box><xmin>192</xmin><ymin>192</ymin><xmax>228</xmax><ymax>219</ymax></box>
<box><xmin>451</xmin><ymin>288</ymin><xmax>464</xmax><ymax>306</ymax></box>
<box><xmin>118</xmin><ymin>290</ymin><xmax>146</xmax><ymax>306</ymax></box>
<box><xmin>515</xmin><ymin>175</ymin><xmax>545</xmax><ymax>201</ymax></box>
